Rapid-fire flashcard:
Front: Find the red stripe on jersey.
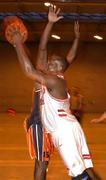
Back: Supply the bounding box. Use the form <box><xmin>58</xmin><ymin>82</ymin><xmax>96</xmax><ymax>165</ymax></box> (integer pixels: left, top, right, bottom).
<box><xmin>83</xmin><ymin>157</ymin><xmax>91</xmax><ymax>159</ymax></box>
<box><xmin>58</xmin><ymin>109</ymin><xmax>65</xmax><ymax>112</ymax></box>
<box><xmin>58</xmin><ymin>109</ymin><xmax>67</xmax><ymax>117</ymax></box>
<box><xmin>58</xmin><ymin>114</ymin><xmax>67</xmax><ymax>117</ymax></box>
<box><xmin>82</xmin><ymin>154</ymin><xmax>91</xmax><ymax>159</ymax></box>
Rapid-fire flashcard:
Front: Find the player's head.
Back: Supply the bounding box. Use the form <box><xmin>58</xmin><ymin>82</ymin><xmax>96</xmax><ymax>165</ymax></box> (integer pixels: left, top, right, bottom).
<box><xmin>48</xmin><ymin>55</ymin><xmax>69</xmax><ymax>73</ymax></box>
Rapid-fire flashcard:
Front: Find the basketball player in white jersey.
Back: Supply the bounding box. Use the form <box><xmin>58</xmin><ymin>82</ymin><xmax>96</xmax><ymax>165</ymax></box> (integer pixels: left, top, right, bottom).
<box><xmin>8</xmin><ymin>5</ymin><xmax>101</xmax><ymax>180</ymax></box>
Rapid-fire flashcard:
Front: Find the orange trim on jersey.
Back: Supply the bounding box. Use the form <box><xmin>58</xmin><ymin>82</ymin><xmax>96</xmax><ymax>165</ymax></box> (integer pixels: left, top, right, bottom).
<box><xmin>26</xmin><ymin>127</ymin><xmax>35</xmax><ymax>159</ymax></box>
<box><xmin>42</xmin><ymin>130</ymin><xmax>54</xmax><ymax>161</ymax></box>
<box><xmin>26</xmin><ymin>127</ymin><xmax>54</xmax><ymax>161</ymax></box>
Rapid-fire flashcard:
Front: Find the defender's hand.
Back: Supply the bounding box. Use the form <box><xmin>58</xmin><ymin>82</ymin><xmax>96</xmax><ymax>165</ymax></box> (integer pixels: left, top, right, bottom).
<box><xmin>48</xmin><ymin>6</ymin><xmax>63</xmax><ymax>23</ymax></box>
<box><xmin>74</xmin><ymin>21</ymin><xmax>80</xmax><ymax>39</ymax></box>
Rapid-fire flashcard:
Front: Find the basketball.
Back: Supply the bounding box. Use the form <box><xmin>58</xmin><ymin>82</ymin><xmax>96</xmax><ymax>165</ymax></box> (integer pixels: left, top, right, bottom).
<box><xmin>4</xmin><ymin>16</ymin><xmax>28</xmax><ymax>45</ymax></box>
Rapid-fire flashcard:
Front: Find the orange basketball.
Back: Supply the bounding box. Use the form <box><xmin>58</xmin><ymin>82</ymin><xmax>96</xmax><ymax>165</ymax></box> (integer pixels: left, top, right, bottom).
<box><xmin>4</xmin><ymin>16</ymin><xmax>28</xmax><ymax>44</ymax></box>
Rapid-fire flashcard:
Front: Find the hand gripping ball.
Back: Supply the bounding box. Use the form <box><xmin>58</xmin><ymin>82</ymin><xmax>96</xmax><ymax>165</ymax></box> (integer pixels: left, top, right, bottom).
<box><xmin>4</xmin><ymin>16</ymin><xmax>28</xmax><ymax>45</ymax></box>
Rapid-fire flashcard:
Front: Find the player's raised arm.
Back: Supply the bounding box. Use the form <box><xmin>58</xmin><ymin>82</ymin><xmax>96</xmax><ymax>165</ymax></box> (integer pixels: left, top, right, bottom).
<box><xmin>36</xmin><ymin>5</ymin><xmax>63</xmax><ymax>71</ymax></box>
<box><xmin>13</xmin><ymin>32</ymin><xmax>52</xmax><ymax>86</ymax></box>
<box><xmin>66</xmin><ymin>21</ymin><xmax>80</xmax><ymax>66</ymax></box>
<box><xmin>3</xmin><ymin>16</ymin><xmax>48</xmax><ymax>85</ymax></box>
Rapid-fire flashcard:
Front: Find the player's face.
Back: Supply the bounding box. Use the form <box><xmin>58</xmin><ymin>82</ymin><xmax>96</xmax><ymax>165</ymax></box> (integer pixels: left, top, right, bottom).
<box><xmin>48</xmin><ymin>55</ymin><xmax>62</xmax><ymax>73</ymax></box>
<box><xmin>48</xmin><ymin>60</ymin><xmax>62</xmax><ymax>73</ymax></box>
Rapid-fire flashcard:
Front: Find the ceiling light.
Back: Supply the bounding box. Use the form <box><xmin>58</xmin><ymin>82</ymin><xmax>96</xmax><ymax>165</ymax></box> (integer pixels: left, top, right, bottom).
<box><xmin>51</xmin><ymin>34</ymin><xmax>61</xmax><ymax>40</ymax></box>
<box><xmin>94</xmin><ymin>35</ymin><xmax>103</xmax><ymax>40</ymax></box>
<box><xmin>44</xmin><ymin>2</ymin><xmax>51</xmax><ymax>7</ymax></box>
<box><xmin>44</xmin><ymin>2</ymin><xmax>56</xmax><ymax>8</ymax></box>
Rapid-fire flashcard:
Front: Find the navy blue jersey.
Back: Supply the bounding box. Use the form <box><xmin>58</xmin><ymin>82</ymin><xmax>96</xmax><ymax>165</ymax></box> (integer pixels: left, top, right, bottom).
<box><xmin>27</xmin><ymin>90</ymin><xmax>42</xmax><ymax>130</ymax></box>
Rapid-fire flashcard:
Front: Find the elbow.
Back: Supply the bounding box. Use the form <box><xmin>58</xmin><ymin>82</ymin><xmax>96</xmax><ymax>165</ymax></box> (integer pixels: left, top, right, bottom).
<box><xmin>24</xmin><ymin>70</ymin><xmax>35</xmax><ymax>80</ymax></box>
<box><xmin>22</xmin><ymin>66</ymin><xmax>33</xmax><ymax>78</ymax></box>
<box><xmin>24</xmin><ymin>70</ymin><xmax>30</xmax><ymax>77</ymax></box>
<box><xmin>22</xmin><ymin>68</ymin><xmax>31</xmax><ymax>78</ymax></box>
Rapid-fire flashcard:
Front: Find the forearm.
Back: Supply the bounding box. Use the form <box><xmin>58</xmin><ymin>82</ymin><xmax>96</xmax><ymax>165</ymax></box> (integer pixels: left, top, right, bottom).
<box><xmin>13</xmin><ymin>39</ymin><xmax>46</xmax><ymax>85</ymax></box>
<box><xmin>36</xmin><ymin>21</ymin><xmax>54</xmax><ymax>70</ymax></box>
<box><xmin>36</xmin><ymin>6</ymin><xmax>63</xmax><ymax>70</ymax></box>
<box><xmin>40</xmin><ymin>5</ymin><xmax>63</xmax><ymax>50</ymax></box>
<box><xmin>66</xmin><ymin>37</ymin><xmax>79</xmax><ymax>64</ymax></box>
<box><xmin>14</xmin><ymin>41</ymin><xmax>35</xmax><ymax>77</ymax></box>
<box><xmin>39</xmin><ymin>21</ymin><xmax>54</xmax><ymax>50</ymax></box>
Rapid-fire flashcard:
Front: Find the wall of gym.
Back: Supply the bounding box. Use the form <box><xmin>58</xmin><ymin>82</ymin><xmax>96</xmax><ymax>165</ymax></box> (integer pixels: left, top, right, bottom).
<box><xmin>0</xmin><ymin>41</ymin><xmax>106</xmax><ymax>113</ymax></box>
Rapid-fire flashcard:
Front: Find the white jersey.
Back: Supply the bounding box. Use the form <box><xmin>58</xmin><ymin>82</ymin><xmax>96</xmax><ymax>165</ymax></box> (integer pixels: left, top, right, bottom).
<box><xmin>41</xmin><ymin>87</ymin><xmax>76</xmax><ymax>133</ymax></box>
<box><xmin>40</xmin><ymin>87</ymin><xmax>93</xmax><ymax>177</ymax></box>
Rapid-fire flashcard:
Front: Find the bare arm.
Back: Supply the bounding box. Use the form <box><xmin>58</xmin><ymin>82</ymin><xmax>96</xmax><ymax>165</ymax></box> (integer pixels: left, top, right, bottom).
<box><xmin>36</xmin><ymin>6</ymin><xmax>63</xmax><ymax>70</ymax></box>
<box><xmin>66</xmin><ymin>21</ymin><xmax>80</xmax><ymax>64</ymax></box>
<box><xmin>12</xmin><ymin>32</ymin><xmax>46</xmax><ymax>85</ymax></box>
<box><xmin>91</xmin><ymin>112</ymin><xmax>106</xmax><ymax>123</ymax></box>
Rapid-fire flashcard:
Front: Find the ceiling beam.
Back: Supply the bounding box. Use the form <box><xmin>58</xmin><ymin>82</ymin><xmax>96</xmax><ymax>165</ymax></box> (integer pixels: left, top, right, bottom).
<box><xmin>0</xmin><ymin>2</ymin><xmax>106</xmax><ymax>13</ymax></box>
